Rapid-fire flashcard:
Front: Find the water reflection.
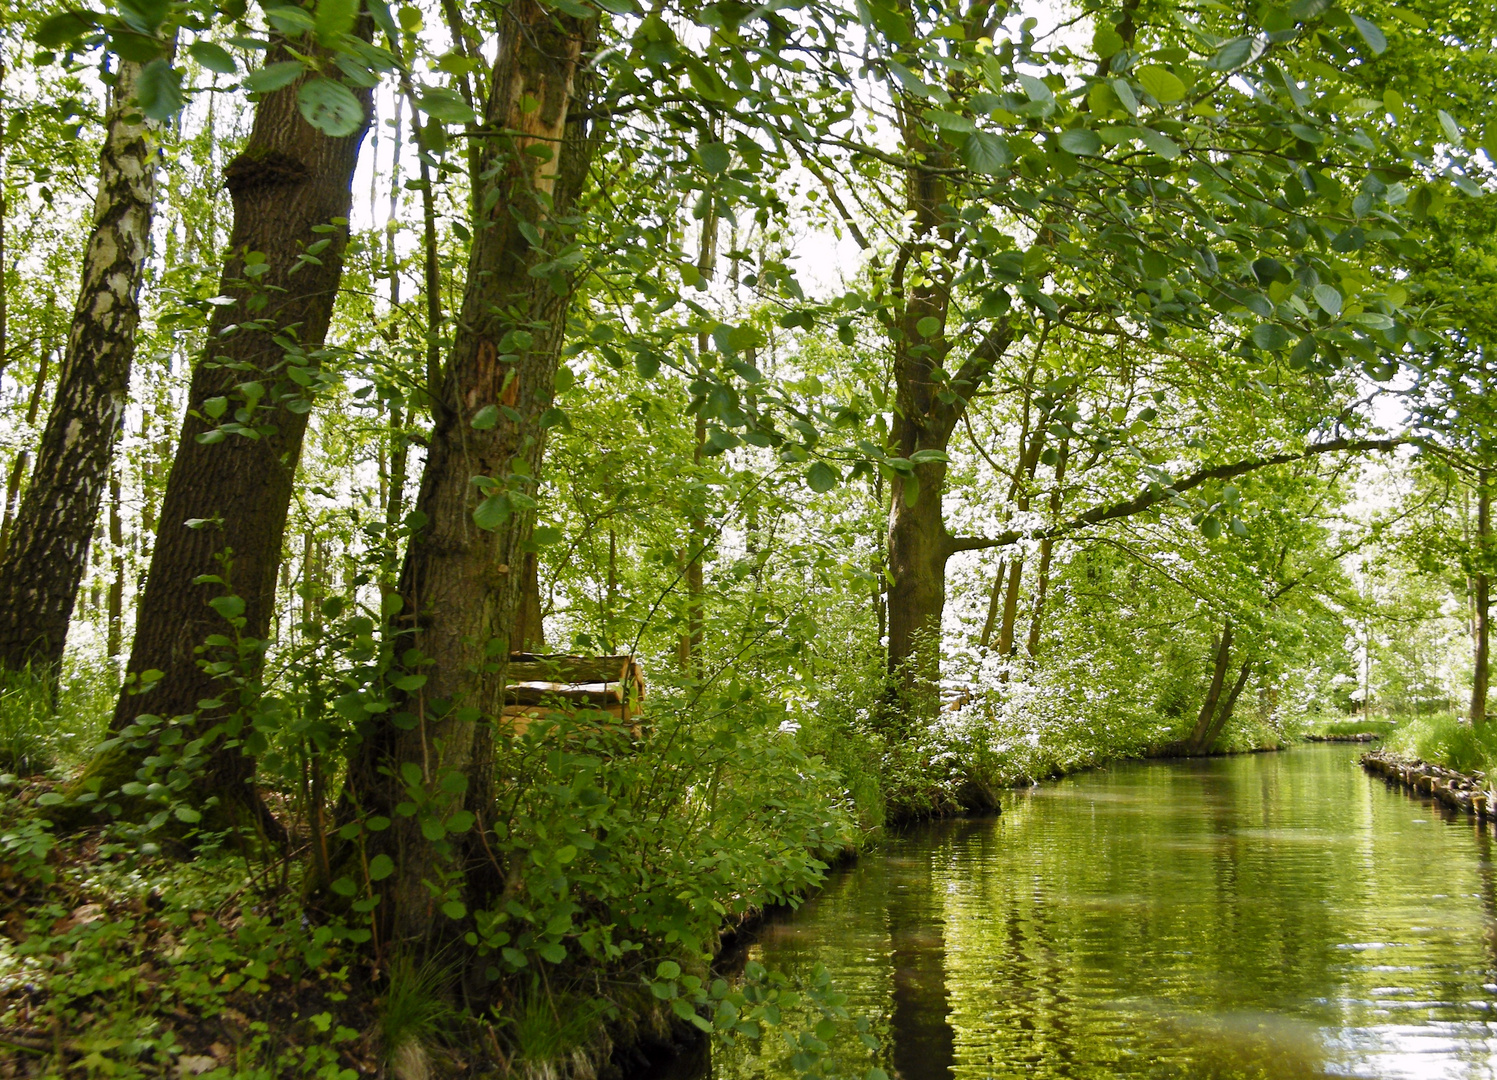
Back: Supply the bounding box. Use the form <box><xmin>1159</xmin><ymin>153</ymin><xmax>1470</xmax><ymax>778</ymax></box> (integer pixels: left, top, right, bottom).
<box><xmin>713</xmin><ymin>747</ymin><xmax>1497</xmax><ymax>1079</ymax></box>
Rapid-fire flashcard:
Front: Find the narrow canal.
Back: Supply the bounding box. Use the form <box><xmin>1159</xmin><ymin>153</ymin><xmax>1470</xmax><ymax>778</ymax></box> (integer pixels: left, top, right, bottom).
<box><xmin>713</xmin><ymin>745</ymin><xmax>1497</xmax><ymax>1079</ymax></box>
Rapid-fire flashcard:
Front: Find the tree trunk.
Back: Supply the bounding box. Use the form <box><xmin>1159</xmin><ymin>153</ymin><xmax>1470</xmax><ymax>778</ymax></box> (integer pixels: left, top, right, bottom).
<box><xmin>514</xmin><ymin>550</ymin><xmax>545</xmax><ymax>652</ymax></box>
<box><xmin>1184</xmin><ymin>620</ymin><xmax>1233</xmax><ymax>754</ymax></box>
<box><xmin>886</xmin><ymin>458</ymin><xmax>953</xmax><ymax>709</ymax></box>
<box><xmin>1203</xmin><ymin>660</ymin><xmax>1253</xmax><ymax>750</ymax></box>
<box><xmin>0</xmin><ymin>345</ymin><xmax>54</xmax><ymax>560</ymax></box>
<box><xmin>1024</xmin><ymin>440</ymin><xmax>1068</xmax><ymax>659</ymax></box>
<box><xmin>107</xmin><ymin>471</ymin><xmax>125</xmax><ymax>670</ymax></box>
<box><xmin>98</xmin><ymin>39</ymin><xmax>371</xmax><ymax>821</ymax></box>
<box><xmin>1473</xmin><ymin>469</ymin><xmax>1490</xmax><ymax>726</ymax></box>
<box><xmin>0</xmin><ymin>59</ymin><xmax>167</xmax><ymax>672</ymax></box>
<box><xmin>337</xmin><ymin>1</ymin><xmax>597</xmax><ymax>953</ymax></box>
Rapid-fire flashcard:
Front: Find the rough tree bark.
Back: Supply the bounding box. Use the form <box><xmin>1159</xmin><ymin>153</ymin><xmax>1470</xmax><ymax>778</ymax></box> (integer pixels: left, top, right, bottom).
<box><xmin>0</xmin><ymin>59</ymin><xmax>168</xmax><ymax>672</ymax></box>
<box><xmin>337</xmin><ymin>0</ymin><xmax>598</xmax><ymax>952</ymax></box>
<box><xmin>96</xmin><ymin>41</ymin><xmax>371</xmax><ymax>819</ymax></box>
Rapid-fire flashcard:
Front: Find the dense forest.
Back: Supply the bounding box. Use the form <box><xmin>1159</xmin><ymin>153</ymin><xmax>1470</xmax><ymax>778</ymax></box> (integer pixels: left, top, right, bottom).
<box><xmin>0</xmin><ymin>0</ymin><xmax>1494</xmax><ymax>1075</ymax></box>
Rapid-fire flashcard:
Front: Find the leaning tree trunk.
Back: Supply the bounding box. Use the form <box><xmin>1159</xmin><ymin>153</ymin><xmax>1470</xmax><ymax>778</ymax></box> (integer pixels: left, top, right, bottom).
<box><xmin>0</xmin><ymin>58</ymin><xmax>166</xmax><ymax>673</ymax></box>
<box><xmin>337</xmin><ymin>0</ymin><xmax>598</xmax><ymax>954</ymax></box>
<box><xmin>1202</xmin><ymin>660</ymin><xmax>1253</xmax><ymax>751</ymax></box>
<box><xmin>97</xmin><ymin>40</ymin><xmax>371</xmax><ymax>819</ymax></box>
<box><xmin>1472</xmin><ymin>469</ymin><xmax>1490</xmax><ymax>727</ymax></box>
<box><xmin>1184</xmin><ymin>619</ymin><xmax>1234</xmax><ymax>754</ymax></box>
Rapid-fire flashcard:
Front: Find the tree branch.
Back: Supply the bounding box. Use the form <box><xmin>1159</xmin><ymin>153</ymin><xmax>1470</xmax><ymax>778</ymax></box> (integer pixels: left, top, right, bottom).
<box><xmin>946</xmin><ymin>436</ymin><xmax>1405</xmax><ymax>554</ymax></box>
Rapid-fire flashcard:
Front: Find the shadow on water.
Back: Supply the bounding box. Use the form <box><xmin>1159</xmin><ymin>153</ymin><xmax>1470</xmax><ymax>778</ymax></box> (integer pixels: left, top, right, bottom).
<box><xmin>704</xmin><ymin>747</ymin><xmax>1497</xmax><ymax>1080</ymax></box>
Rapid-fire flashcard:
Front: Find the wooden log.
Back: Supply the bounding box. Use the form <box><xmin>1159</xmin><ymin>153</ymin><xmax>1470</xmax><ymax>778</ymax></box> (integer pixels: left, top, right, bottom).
<box><xmin>508</xmin><ymin>653</ymin><xmax>642</xmax><ymax>688</ymax></box>
<box><xmin>505</xmin><ymin>681</ymin><xmax>624</xmax><ymax>706</ymax></box>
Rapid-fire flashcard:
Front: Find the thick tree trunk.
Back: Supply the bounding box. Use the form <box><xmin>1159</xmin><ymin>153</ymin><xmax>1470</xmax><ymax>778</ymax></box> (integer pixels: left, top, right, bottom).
<box><xmin>514</xmin><ymin>551</ymin><xmax>545</xmax><ymax>651</ymax></box>
<box><xmin>886</xmin><ymin>458</ymin><xmax>953</xmax><ymax>707</ymax></box>
<box><xmin>0</xmin><ymin>59</ymin><xmax>167</xmax><ymax>672</ymax></box>
<box><xmin>338</xmin><ymin>1</ymin><xmax>597</xmax><ymax>952</ymax></box>
<box><xmin>1184</xmin><ymin>620</ymin><xmax>1233</xmax><ymax>754</ymax></box>
<box><xmin>1473</xmin><ymin>470</ymin><xmax>1490</xmax><ymax>727</ymax></box>
<box><xmin>97</xmin><ymin>41</ymin><xmax>370</xmax><ymax>821</ymax></box>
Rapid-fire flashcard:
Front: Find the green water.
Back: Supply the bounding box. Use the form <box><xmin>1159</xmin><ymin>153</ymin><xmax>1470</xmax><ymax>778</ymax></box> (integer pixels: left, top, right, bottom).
<box><xmin>715</xmin><ymin>746</ymin><xmax>1497</xmax><ymax>1079</ymax></box>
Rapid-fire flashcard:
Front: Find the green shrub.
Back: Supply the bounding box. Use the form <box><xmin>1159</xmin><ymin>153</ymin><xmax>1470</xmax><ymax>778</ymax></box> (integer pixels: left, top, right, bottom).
<box><xmin>1384</xmin><ymin>712</ymin><xmax>1497</xmax><ymax>774</ymax></box>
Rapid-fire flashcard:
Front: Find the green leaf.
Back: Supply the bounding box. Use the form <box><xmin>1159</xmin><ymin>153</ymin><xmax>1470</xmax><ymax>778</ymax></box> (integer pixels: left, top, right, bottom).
<box><xmin>442</xmin><ymin>900</ymin><xmax>467</xmax><ymax>919</ymax></box>
<box><xmin>298</xmin><ymin>78</ymin><xmax>364</xmax><ymax>137</ymax></box>
<box><xmin>189</xmin><ymin>41</ymin><xmax>237</xmax><ymax>75</ymax></box>
<box><xmin>419</xmin><ymin>87</ymin><xmax>477</xmax><ymax>125</ymax></box>
<box><xmin>36</xmin><ymin>792</ymin><xmax>65</xmax><ymax>806</ymax></box>
<box><xmin>209</xmin><ymin>595</ymin><xmax>246</xmax><ymax>620</ymax></box>
<box><xmin>1250</xmin><ymin>323</ymin><xmax>1292</xmax><ymax>351</ymax></box>
<box><xmin>1312</xmin><ymin>283</ymin><xmax>1342</xmax><ymax>317</ymax></box>
<box><xmin>420</xmin><ymin>816</ymin><xmax>446</xmax><ymax>842</ymax></box>
<box><xmin>315</xmin><ymin>0</ymin><xmax>358</xmax><ymax>42</ymax></box>
<box><xmin>35</xmin><ymin>11</ymin><xmax>95</xmax><ymax>49</ymax></box>
<box><xmin>135</xmin><ymin>58</ymin><xmax>184</xmax><ymax>121</ymax></box>
<box><xmin>1205</xmin><ymin>36</ymin><xmax>1258</xmax><ymax>72</ymax></box>
<box><xmin>174</xmin><ymin>805</ymin><xmax>202</xmax><ymax>823</ymax></box>
<box><xmin>698</xmin><ymin>141</ymin><xmax>731</xmax><ymax>174</ymax></box>
<box><xmin>657</xmin><ymin>960</ymin><xmax>682</xmax><ymax>979</ymax></box>
<box><xmin>1348</xmin><ymin>12</ymin><xmax>1387</xmax><ymax>55</ymax></box>
<box><xmin>806</xmin><ymin>461</ymin><xmax>839</xmax><ymax>493</ymax></box>
<box><xmin>1439</xmin><ymin>109</ymin><xmax>1462</xmax><ymax>144</ymax></box>
<box><xmin>244</xmin><ymin>60</ymin><xmax>304</xmax><ymax>94</ymax></box>
<box><xmin>470</xmin><ymin>404</ymin><xmax>500</xmax><ymax>430</ymax></box>
<box><xmin>331</xmin><ymin>876</ymin><xmax>358</xmax><ymax>897</ymax></box>
<box><xmin>473</xmin><ymin>494</ymin><xmax>510</xmax><ymax>530</ymax></box>
<box><xmin>445</xmin><ymin>810</ymin><xmax>475</xmax><ymax>834</ymax></box>
<box><xmin>1135</xmin><ymin>66</ymin><xmax>1186</xmax><ymax>104</ymax></box>
<box><xmin>393</xmin><ymin>674</ymin><xmax>427</xmax><ymax>692</ymax></box>
<box><xmin>537</xmin><ymin>941</ymin><xmax>567</xmax><ymax>963</ymax></box>
<box><xmin>1057</xmin><ymin>128</ymin><xmax>1102</xmax><ymax>155</ymax></box>
<box><xmin>1110</xmin><ymin>78</ymin><xmax>1138</xmax><ymax>116</ymax></box>
<box><xmin>960</xmin><ymin>131</ymin><xmax>1011</xmax><ymax>174</ymax></box>
<box><xmin>1200</xmin><ymin>515</ymin><xmax>1222</xmax><ymax>539</ymax></box>
<box><xmin>928</xmin><ymin>109</ymin><xmax>974</xmax><ymax>133</ymax></box>
<box><xmin>915</xmin><ymin>315</ymin><xmax>942</xmax><ymax>338</ymax></box>
<box><xmin>1138</xmin><ymin>128</ymin><xmax>1181</xmax><ymax>159</ymax></box>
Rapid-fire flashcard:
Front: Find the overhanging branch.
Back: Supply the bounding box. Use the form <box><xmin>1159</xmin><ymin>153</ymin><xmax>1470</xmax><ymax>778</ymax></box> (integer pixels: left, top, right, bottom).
<box><xmin>946</xmin><ymin>436</ymin><xmax>1405</xmax><ymax>554</ymax></box>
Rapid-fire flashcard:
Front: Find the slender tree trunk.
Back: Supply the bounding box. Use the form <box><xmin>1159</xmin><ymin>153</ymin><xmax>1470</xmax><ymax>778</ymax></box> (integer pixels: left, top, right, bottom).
<box><xmin>679</xmin><ymin>198</ymin><xmax>716</xmax><ymax>672</ymax></box>
<box><xmin>978</xmin><ymin>557</ymin><xmax>1005</xmax><ymax>650</ymax></box>
<box><xmin>0</xmin><ymin>344</ymin><xmax>55</xmax><ymax>559</ymax></box>
<box><xmin>107</xmin><ymin>471</ymin><xmax>125</xmax><ymax>670</ymax></box>
<box><xmin>1025</xmin><ymin>440</ymin><xmax>1068</xmax><ymax>658</ymax></box>
<box><xmin>337</xmin><ymin>2</ymin><xmax>598</xmax><ymax>952</ymax></box>
<box><xmin>1473</xmin><ymin>469</ymin><xmax>1491</xmax><ymax>726</ymax></box>
<box><xmin>0</xmin><ymin>58</ymin><xmax>168</xmax><ymax>672</ymax></box>
<box><xmin>99</xmin><ymin>38</ymin><xmax>371</xmax><ymax>822</ymax></box>
<box><xmin>1185</xmin><ymin>620</ymin><xmax>1234</xmax><ymax>754</ymax></box>
<box><xmin>995</xmin><ymin>557</ymin><xmax>1024</xmax><ymax>657</ymax></box>
<box><xmin>383</xmin><ymin>94</ymin><xmax>408</xmax><ymax>543</ymax></box>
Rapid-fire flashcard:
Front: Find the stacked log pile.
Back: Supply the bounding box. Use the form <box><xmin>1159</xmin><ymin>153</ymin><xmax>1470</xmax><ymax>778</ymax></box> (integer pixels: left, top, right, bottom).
<box><xmin>502</xmin><ymin>653</ymin><xmax>646</xmax><ymax>737</ymax></box>
<box><xmin>1306</xmin><ymin>732</ymin><xmax>1381</xmax><ymax>743</ymax></box>
<box><xmin>1361</xmin><ymin>750</ymin><xmax>1494</xmax><ymax>818</ymax></box>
